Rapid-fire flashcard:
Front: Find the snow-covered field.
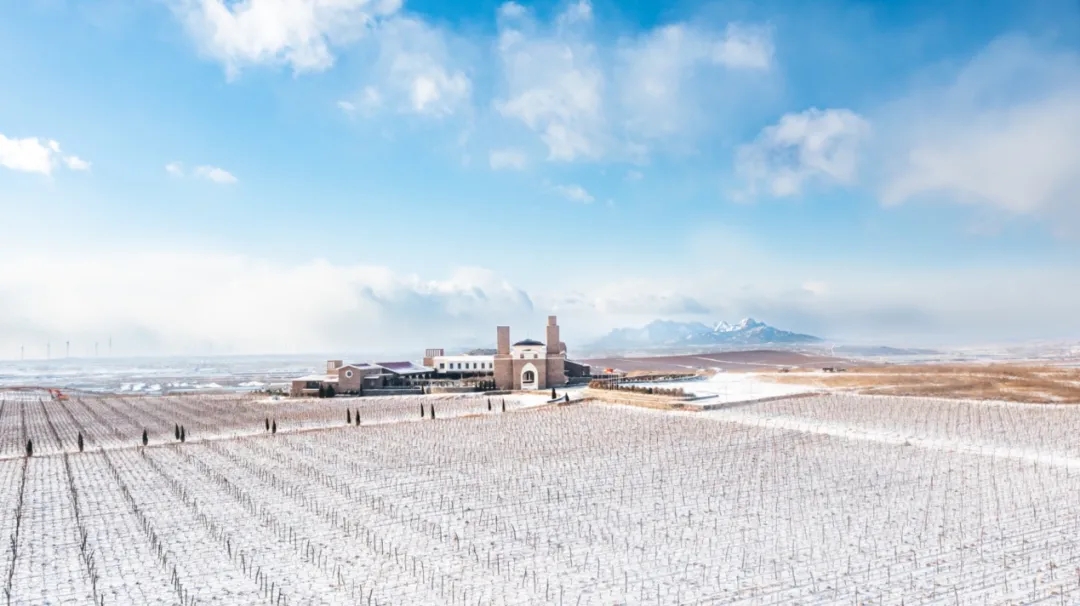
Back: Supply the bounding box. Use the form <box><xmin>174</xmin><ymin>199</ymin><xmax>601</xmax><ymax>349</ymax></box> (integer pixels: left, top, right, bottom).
<box><xmin>631</xmin><ymin>371</ymin><xmax>818</xmax><ymax>403</ymax></box>
<box><xmin>3</xmin><ymin>390</ymin><xmax>1080</xmax><ymax>604</ymax></box>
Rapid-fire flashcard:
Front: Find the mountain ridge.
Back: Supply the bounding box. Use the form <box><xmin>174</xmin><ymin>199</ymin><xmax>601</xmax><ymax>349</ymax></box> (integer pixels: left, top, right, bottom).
<box><xmin>584</xmin><ymin>318</ymin><xmax>823</xmax><ymax>354</ymax></box>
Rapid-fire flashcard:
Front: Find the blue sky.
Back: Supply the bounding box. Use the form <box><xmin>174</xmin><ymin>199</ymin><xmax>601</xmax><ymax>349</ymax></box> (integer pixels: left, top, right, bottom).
<box><xmin>1</xmin><ymin>0</ymin><xmax>1080</xmax><ymax>357</ymax></box>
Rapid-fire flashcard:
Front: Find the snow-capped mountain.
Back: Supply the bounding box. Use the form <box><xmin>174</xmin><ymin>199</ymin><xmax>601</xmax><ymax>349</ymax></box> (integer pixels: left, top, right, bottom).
<box><xmin>585</xmin><ymin>318</ymin><xmax>822</xmax><ymax>354</ymax></box>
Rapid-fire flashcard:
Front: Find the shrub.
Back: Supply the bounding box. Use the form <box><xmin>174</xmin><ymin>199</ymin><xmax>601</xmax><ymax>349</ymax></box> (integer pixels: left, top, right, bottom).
<box><xmin>326</xmin><ymin>384</ymin><xmax>336</xmax><ymax>398</ymax></box>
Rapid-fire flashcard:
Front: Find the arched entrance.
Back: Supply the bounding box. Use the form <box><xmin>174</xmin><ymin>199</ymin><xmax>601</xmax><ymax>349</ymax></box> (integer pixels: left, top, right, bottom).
<box><xmin>520</xmin><ymin>363</ymin><xmax>538</xmax><ymax>390</ymax></box>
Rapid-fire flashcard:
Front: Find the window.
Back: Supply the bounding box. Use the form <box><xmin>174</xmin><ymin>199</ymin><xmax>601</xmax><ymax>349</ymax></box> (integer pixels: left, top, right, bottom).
<box><xmin>533</xmin><ymin>354</ymin><xmax>538</xmax><ymax>359</ymax></box>
<box><xmin>523</xmin><ymin>370</ymin><xmax>536</xmax><ymax>383</ymax></box>
<box><xmin>439</xmin><ymin>363</ymin><xmax>445</xmax><ymax>369</ymax></box>
<box><xmin>345</xmin><ymin>370</ymin><xmax>353</xmax><ymax>378</ymax></box>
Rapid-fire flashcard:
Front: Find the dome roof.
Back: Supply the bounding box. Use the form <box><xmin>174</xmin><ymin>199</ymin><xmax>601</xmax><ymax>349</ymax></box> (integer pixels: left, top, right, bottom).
<box><xmin>513</xmin><ymin>338</ymin><xmax>545</xmax><ymax>347</ymax></box>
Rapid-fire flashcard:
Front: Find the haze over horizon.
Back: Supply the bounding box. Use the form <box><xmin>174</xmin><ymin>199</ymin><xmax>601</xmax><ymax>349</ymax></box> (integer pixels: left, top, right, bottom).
<box><xmin>3</xmin><ymin>0</ymin><xmax>1080</xmax><ymax>357</ymax></box>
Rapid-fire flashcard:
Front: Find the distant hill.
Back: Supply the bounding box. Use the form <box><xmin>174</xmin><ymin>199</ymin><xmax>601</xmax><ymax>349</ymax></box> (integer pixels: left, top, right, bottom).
<box><xmin>585</xmin><ymin>318</ymin><xmax>822</xmax><ymax>354</ymax></box>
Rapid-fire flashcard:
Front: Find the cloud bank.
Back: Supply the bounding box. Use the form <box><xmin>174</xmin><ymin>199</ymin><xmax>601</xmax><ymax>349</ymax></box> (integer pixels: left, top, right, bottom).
<box><xmin>0</xmin><ymin>134</ymin><xmax>90</xmax><ymax>175</ymax></box>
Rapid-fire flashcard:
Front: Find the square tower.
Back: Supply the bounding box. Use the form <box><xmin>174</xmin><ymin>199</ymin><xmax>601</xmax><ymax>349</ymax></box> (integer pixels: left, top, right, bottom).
<box><xmin>546</xmin><ymin>316</ymin><xmax>560</xmax><ymax>354</ymax></box>
<box><xmin>497</xmin><ymin>326</ymin><xmax>511</xmax><ymax>355</ymax></box>
<box><xmin>494</xmin><ymin>325</ymin><xmax>514</xmax><ymax>389</ymax></box>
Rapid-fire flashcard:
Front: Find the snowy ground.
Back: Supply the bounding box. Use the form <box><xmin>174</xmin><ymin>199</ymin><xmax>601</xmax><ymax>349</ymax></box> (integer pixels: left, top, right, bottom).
<box><xmin>3</xmin><ymin>390</ymin><xmax>1080</xmax><ymax>604</ymax></box>
<box><xmin>630</xmin><ymin>371</ymin><xmax>818</xmax><ymax>403</ymax></box>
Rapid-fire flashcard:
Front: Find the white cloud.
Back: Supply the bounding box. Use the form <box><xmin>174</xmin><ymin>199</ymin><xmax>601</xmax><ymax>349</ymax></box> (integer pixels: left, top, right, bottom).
<box><xmin>557</xmin><ymin>0</ymin><xmax>592</xmax><ymax>27</ymax></box>
<box><xmin>170</xmin><ymin>0</ymin><xmax>401</xmax><ymax>77</ymax></box>
<box><xmin>165</xmin><ymin>161</ymin><xmax>185</xmax><ymax>177</ymax></box>
<box><xmin>494</xmin><ymin>1</ymin><xmax>606</xmax><ymax>161</ymax></box>
<box><xmin>165</xmin><ymin>161</ymin><xmax>237</xmax><ymax>183</ymax></box>
<box><xmin>497</xmin><ymin>1</ymin><xmax>526</xmax><ymax>20</ymax></box>
<box><xmin>712</xmin><ymin>23</ymin><xmax>774</xmax><ymax>69</ymax></box>
<box><xmin>63</xmin><ymin>156</ymin><xmax>91</xmax><ymax>171</ymax></box>
<box><xmin>494</xmin><ymin>1</ymin><xmax>774</xmax><ymax>161</ymax></box>
<box><xmin>341</xmin><ymin>18</ymin><xmax>471</xmax><ymax>118</ymax></box>
<box><xmin>0</xmin><ymin>134</ymin><xmax>90</xmax><ymax>176</ymax></box>
<box><xmin>617</xmin><ymin>23</ymin><xmax>773</xmax><ymax>141</ymax></box>
<box><xmin>194</xmin><ymin>165</ymin><xmax>238</xmax><ymax>184</ymax></box>
<box><xmin>878</xmin><ymin>36</ymin><xmax>1080</xmax><ymax>217</ymax></box>
<box><xmin>489</xmin><ymin>147</ymin><xmax>527</xmax><ymax>170</ymax></box>
<box><xmin>736</xmin><ymin>108</ymin><xmax>870</xmax><ymax>198</ymax></box>
<box><xmin>625</xmin><ymin>169</ymin><xmax>642</xmax><ymax>181</ymax></box>
<box><xmin>553</xmin><ymin>183</ymin><xmax>594</xmax><ymax>203</ymax></box>
<box><xmin>339</xmin><ymin>86</ymin><xmax>382</xmax><ymax>117</ymax></box>
<box><xmin>0</xmin><ymin>253</ymin><xmax>537</xmax><ymax>356</ymax></box>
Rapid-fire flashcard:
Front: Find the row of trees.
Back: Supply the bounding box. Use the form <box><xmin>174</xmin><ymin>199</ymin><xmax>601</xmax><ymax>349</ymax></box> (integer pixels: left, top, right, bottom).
<box><xmin>587</xmin><ymin>381</ymin><xmax>687</xmax><ymax>397</ymax></box>
<box><xmin>21</xmin><ymin>425</ymin><xmax>186</xmax><ymax>459</ymax></box>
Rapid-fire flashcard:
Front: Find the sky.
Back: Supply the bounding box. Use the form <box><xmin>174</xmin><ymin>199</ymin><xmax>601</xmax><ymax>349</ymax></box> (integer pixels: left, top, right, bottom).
<box><xmin>2</xmin><ymin>0</ymin><xmax>1080</xmax><ymax>358</ymax></box>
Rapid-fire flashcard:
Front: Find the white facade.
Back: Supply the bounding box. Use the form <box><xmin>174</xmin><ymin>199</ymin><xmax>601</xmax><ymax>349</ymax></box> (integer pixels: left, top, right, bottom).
<box><xmin>431</xmin><ymin>354</ymin><xmax>495</xmax><ymax>374</ymax></box>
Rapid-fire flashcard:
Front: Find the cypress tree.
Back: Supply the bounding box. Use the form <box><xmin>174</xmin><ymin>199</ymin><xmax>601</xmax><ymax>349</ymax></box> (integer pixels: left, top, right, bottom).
<box><xmin>487</xmin><ymin>398</ymin><xmax>492</xmax><ymax>411</ymax></box>
<box><xmin>502</xmin><ymin>399</ymin><xmax>506</xmax><ymax>412</ymax></box>
<box><xmin>142</xmin><ymin>429</ymin><xmax>148</xmax><ymax>447</ymax></box>
<box><xmin>265</xmin><ymin>417</ymin><xmax>270</xmax><ymax>432</ymax></box>
<box><xmin>175</xmin><ymin>424</ymin><xmax>180</xmax><ymax>440</ymax></box>
<box><xmin>26</xmin><ymin>439</ymin><xmax>33</xmax><ymax>457</ymax></box>
<box><xmin>420</xmin><ymin>403</ymin><xmax>425</xmax><ymax>418</ymax></box>
<box><xmin>551</xmin><ymin>387</ymin><xmax>556</xmax><ymax>399</ymax></box>
<box><xmin>430</xmin><ymin>405</ymin><xmax>435</xmax><ymax>420</ymax></box>
<box><xmin>318</xmin><ymin>384</ymin><xmax>326</xmax><ymax>398</ymax></box>
<box><xmin>272</xmin><ymin>420</ymin><xmax>277</xmax><ymax>434</ymax></box>
<box><xmin>77</xmin><ymin>432</ymin><xmax>84</xmax><ymax>453</ymax></box>
<box><xmin>180</xmin><ymin>426</ymin><xmax>186</xmax><ymax>443</ymax></box>
<box><xmin>347</xmin><ymin>409</ymin><xmax>352</xmax><ymax>424</ymax></box>
<box><xmin>354</xmin><ymin>410</ymin><xmax>360</xmax><ymax>426</ymax></box>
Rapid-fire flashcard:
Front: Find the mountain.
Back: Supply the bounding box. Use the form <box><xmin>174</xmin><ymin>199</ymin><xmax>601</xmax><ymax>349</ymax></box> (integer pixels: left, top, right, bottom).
<box><xmin>585</xmin><ymin>318</ymin><xmax>822</xmax><ymax>354</ymax></box>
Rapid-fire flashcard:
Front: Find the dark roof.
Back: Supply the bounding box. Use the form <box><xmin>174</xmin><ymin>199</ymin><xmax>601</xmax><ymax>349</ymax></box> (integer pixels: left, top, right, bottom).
<box><xmin>513</xmin><ymin>339</ymin><xmax>545</xmax><ymax>347</ymax></box>
<box><xmin>375</xmin><ymin>361</ymin><xmax>433</xmax><ymax>375</ymax></box>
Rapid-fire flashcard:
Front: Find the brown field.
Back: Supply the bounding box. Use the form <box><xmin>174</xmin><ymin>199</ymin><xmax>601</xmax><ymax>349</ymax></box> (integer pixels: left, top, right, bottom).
<box><xmin>764</xmin><ymin>364</ymin><xmax>1080</xmax><ymax>404</ymax></box>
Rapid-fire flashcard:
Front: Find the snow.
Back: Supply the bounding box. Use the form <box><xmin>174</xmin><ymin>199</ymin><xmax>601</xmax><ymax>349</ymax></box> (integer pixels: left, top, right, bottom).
<box><xmin>630</xmin><ymin>371</ymin><xmax>818</xmax><ymax>403</ymax></box>
<box><xmin>3</xmin><ymin>389</ymin><xmax>1080</xmax><ymax>603</ymax></box>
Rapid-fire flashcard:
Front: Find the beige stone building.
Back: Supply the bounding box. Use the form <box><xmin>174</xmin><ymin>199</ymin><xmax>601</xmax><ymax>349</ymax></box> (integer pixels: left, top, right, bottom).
<box><xmin>289</xmin><ymin>360</ymin><xmax>385</xmax><ymax>396</ymax></box>
<box><xmin>494</xmin><ymin>316</ymin><xmax>568</xmax><ymax>391</ymax></box>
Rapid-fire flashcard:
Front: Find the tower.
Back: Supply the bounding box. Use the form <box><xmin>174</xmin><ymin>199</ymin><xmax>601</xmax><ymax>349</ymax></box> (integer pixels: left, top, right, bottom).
<box><xmin>494</xmin><ymin>326</ymin><xmax>513</xmax><ymax>390</ymax></box>
<box><xmin>545</xmin><ymin>316</ymin><xmax>567</xmax><ymax>387</ymax></box>
<box><xmin>546</xmin><ymin>316</ymin><xmax>560</xmax><ymax>354</ymax></box>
